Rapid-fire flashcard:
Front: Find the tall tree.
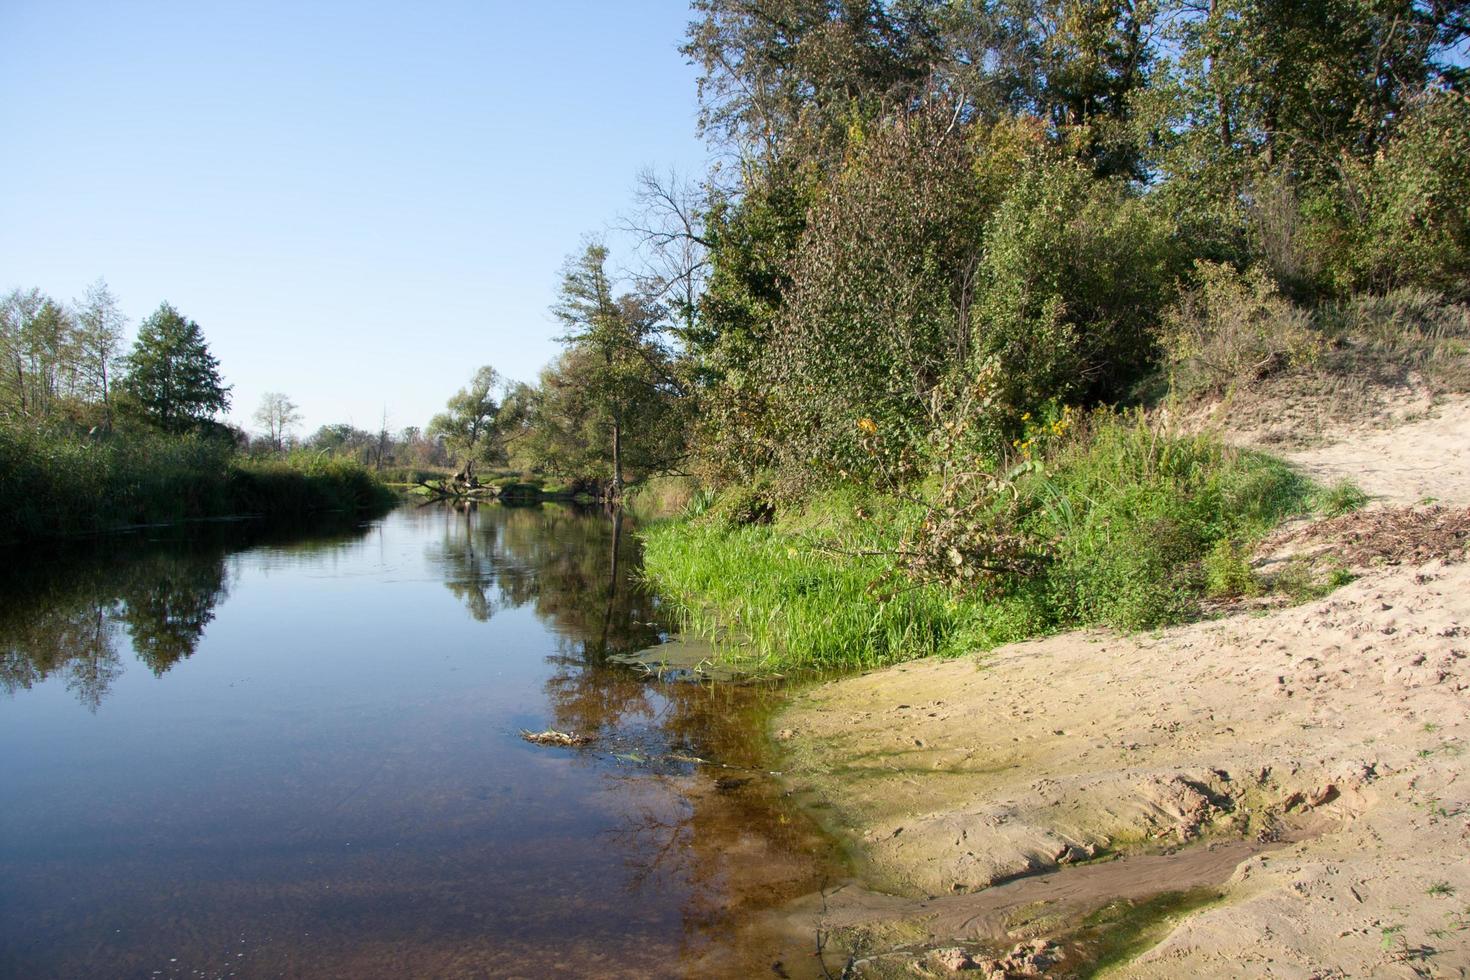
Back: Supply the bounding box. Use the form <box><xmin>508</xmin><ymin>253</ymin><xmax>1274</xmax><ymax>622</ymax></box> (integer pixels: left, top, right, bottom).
<box><xmin>0</xmin><ymin>290</ymin><xmax>77</xmax><ymax>420</ymax></box>
<box><xmin>73</xmin><ymin>278</ymin><xmax>128</xmax><ymax>427</ymax></box>
<box><xmin>0</xmin><ymin>288</ymin><xmax>46</xmax><ymax>418</ymax></box>
<box><xmin>118</xmin><ymin>303</ymin><xmax>230</xmax><ymax>433</ymax></box>
<box><xmin>252</xmin><ymin>392</ymin><xmax>301</xmax><ymax>452</ymax></box>
<box><xmin>428</xmin><ymin>366</ymin><xmax>505</xmax><ymax>477</ymax></box>
<box><xmin>548</xmin><ymin>243</ymin><xmax>686</xmax><ymax>496</ymax></box>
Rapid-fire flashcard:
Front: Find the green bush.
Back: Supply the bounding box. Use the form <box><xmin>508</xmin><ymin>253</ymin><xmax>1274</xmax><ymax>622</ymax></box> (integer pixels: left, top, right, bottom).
<box><xmin>1204</xmin><ymin>538</ymin><xmax>1261</xmax><ymax>599</ymax></box>
<box><xmin>697</xmin><ymin>481</ymin><xmax>777</xmax><ymax>530</ymax></box>
<box><xmin>1024</xmin><ymin>413</ymin><xmax>1308</xmax><ymax>630</ymax></box>
<box><xmin>1313</xmin><ymin>479</ymin><xmax>1369</xmax><ymax>517</ymax></box>
<box><xmin>765</xmin><ymin>113</ymin><xmax>988</xmax><ymax>478</ymax></box>
<box><xmin>1358</xmin><ymin>92</ymin><xmax>1470</xmax><ymax>298</ymax></box>
<box><xmin>975</xmin><ymin>161</ymin><xmax>1177</xmax><ymax>431</ymax></box>
<box><xmin>643</xmin><ymin>412</ymin><xmax>1315</xmax><ymax>669</ymax></box>
<box><xmin>1161</xmin><ymin>261</ymin><xmax>1319</xmax><ymax>397</ymax></box>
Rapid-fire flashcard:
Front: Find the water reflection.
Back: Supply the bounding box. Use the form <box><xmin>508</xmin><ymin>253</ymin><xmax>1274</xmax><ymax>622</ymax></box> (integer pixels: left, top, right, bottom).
<box><xmin>0</xmin><ymin>504</ymin><xmax>842</xmax><ymax>978</ymax></box>
<box><xmin>0</xmin><ymin>520</ymin><xmax>373</xmax><ymax>710</ymax></box>
<box><xmin>424</xmin><ymin>504</ymin><xmax>662</xmax><ymax>658</ymax></box>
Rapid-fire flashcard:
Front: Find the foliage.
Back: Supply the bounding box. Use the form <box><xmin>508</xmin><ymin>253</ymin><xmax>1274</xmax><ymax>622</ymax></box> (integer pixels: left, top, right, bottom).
<box><xmin>118</xmin><ymin>302</ymin><xmax>231</xmax><ymax>433</ymax></box>
<box><xmin>1353</xmin><ymin>91</ymin><xmax>1470</xmax><ymax>297</ymax></box>
<box><xmin>766</xmin><ymin>113</ymin><xmax>988</xmax><ymax>477</ymax></box>
<box><xmin>230</xmin><ymin>453</ymin><xmax>397</xmax><ymax>519</ymax></box>
<box><xmin>1012</xmin><ymin>412</ymin><xmax>1309</xmax><ymax>631</ymax></box>
<box><xmin>643</xmin><ymin>412</ymin><xmax>1316</xmax><ymax>669</ymax></box>
<box><xmin>695</xmin><ymin>479</ymin><xmax>776</xmax><ymax>531</ymax></box>
<box><xmin>1161</xmin><ymin>261</ymin><xmax>1320</xmax><ymax>396</ymax></box>
<box><xmin>1203</xmin><ymin>538</ymin><xmax>1261</xmax><ymax>599</ymax></box>
<box><xmin>973</xmin><ymin>160</ymin><xmax>1176</xmax><ymax>429</ymax></box>
<box><xmin>532</xmin><ymin>243</ymin><xmax>687</xmax><ymax>493</ymax></box>
<box><xmin>428</xmin><ymin>365</ymin><xmax>508</xmax><ymax>472</ymax></box>
<box><xmin>0</xmin><ymin>421</ymin><xmax>393</xmax><ymax>545</ymax></box>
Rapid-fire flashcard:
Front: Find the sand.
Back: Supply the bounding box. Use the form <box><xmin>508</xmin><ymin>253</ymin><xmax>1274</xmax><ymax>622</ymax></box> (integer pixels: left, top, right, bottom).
<box><xmin>763</xmin><ymin>393</ymin><xmax>1470</xmax><ymax>977</ymax></box>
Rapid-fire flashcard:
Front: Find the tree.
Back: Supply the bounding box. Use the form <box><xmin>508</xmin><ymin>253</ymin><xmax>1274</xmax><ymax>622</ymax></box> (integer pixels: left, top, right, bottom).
<box><xmin>73</xmin><ymin>278</ymin><xmax>127</xmax><ymax>426</ymax></box>
<box><xmin>252</xmin><ymin>392</ymin><xmax>301</xmax><ymax>452</ymax></box>
<box><xmin>546</xmin><ymin>243</ymin><xmax>687</xmax><ymax>495</ymax></box>
<box><xmin>118</xmin><ymin>303</ymin><xmax>230</xmax><ymax>433</ymax></box>
<box><xmin>0</xmin><ymin>288</ymin><xmax>46</xmax><ymax>418</ymax></box>
<box><xmin>428</xmin><ymin>365</ymin><xmax>505</xmax><ymax>477</ymax></box>
<box><xmin>0</xmin><ymin>289</ymin><xmax>78</xmax><ymax>420</ymax></box>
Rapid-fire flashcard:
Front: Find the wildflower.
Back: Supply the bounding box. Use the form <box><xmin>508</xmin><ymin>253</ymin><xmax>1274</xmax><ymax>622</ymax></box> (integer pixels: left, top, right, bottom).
<box><xmin>857</xmin><ymin>417</ymin><xmax>878</xmax><ymax>435</ymax></box>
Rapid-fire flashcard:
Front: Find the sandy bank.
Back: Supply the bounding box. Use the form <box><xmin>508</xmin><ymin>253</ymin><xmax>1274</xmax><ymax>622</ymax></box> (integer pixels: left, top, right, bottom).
<box><xmin>765</xmin><ymin>395</ymin><xmax>1470</xmax><ymax>977</ymax></box>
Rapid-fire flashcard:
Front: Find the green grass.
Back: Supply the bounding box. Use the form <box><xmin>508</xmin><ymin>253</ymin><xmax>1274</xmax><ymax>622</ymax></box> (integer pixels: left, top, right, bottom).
<box><xmin>642</xmin><ymin>516</ymin><xmax>963</xmax><ymax>671</ymax></box>
<box><xmin>0</xmin><ymin>424</ymin><xmax>395</xmax><ymax>544</ymax></box>
<box><xmin>1312</xmin><ymin>479</ymin><xmax>1369</xmax><ymax>516</ymax></box>
<box><xmin>643</xmin><ymin>412</ymin><xmax>1318</xmax><ymax>672</ymax></box>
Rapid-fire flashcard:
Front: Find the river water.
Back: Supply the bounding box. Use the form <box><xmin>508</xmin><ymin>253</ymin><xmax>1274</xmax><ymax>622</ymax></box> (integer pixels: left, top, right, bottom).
<box><xmin>0</xmin><ymin>504</ymin><xmax>842</xmax><ymax>978</ymax></box>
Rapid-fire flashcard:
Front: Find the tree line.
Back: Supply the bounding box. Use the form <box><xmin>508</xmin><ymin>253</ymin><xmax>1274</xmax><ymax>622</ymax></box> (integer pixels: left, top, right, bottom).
<box><xmin>1</xmin><ymin>282</ymin><xmax>230</xmax><ymax>436</ymax></box>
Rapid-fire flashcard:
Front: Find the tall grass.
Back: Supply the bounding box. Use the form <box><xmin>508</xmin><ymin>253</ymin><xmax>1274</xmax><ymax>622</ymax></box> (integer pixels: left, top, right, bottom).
<box><xmin>642</xmin><ymin>413</ymin><xmax>1318</xmax><ymax>672</ymax></box>
<box><xmin>643</xmin><ymin>519</ymin><xmax>962</xmax><ymax>671</ymax></box>
<box><xmin>0</xmin><ymin>425</ymin><xmax>395</xmax><ymax>544</ymax></box>
<box><xmin>230</xmin><ymin>452</ymin><xmax>398</xmax><ymax>520</ymax></box>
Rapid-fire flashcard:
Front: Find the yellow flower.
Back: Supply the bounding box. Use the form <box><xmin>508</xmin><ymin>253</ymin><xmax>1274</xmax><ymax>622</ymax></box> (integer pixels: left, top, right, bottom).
<box><xmin>857</xmin><ymin>417</ymin><xmax>878</xmax><ymax>435</ymax></box>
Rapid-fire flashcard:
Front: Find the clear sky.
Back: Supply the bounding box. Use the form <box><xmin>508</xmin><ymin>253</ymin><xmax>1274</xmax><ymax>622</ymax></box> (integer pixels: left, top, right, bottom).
<box><xmin>0</xmin><ymin>0</ymin><xmax>709</xmax><ymax>436</ymax></box>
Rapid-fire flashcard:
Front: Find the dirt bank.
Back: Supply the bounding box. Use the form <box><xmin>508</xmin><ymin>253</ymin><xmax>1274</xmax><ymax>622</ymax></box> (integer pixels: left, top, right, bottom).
<box><xmin>764</xmin><ymin>394</ymin><xmax>1470</xmax><ymax>977</ymax></box>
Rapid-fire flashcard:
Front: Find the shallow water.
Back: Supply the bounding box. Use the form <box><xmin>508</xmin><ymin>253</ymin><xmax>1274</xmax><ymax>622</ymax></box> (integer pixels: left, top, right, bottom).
<box><xmin>0</xmin><ymin>504</ymin><xmax>842</xmax><ymax>979</ymax></box>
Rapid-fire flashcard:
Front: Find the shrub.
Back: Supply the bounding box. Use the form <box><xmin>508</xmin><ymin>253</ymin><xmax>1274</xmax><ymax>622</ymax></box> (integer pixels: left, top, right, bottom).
<box><xmin>1359</xmin><ymin>91</ymin><xmax>1470</xmax><ymax>298</ymax></box>
<box><xmin>643</xmin><ymin>411</ymin><xmax>1315</xmax><ymax>668</ymax></box>
<box><xmin>766</xmin><ymin>112</ymin><xmax>988</xmax><ymax>478</ymax></box>
<box><xmin>1162</xmin><ymin>261</ymin><xmax>1320</xmax><ymax>397</ymax></box>
<box><xmin>0</xmin><ymin>423</ymin><xmax>393</xmax><ymax>544</ymax></box>
<box><xmin>975</xmin><ymin>161</ymin><xmax>1177</xmax><ymax>433</ymax></box>
<box><xmin>697</xmin><ymin>481</ymin><xmax>776</xmax><ymax>530</ymax></box>
<box><xmin>1313</xmin><ymin>479</ymin><xmax>1368</xmax><ymax>517</ymax></box>
<box><xmin>1204</xmin><ymin>538</ymin><xmax>1261</xmax><ymax>599</ymax></box>
<box><xmin>1027</xmin><ymin>413</ymin><xmax>1307</xmax><ymax>630</ymax></box>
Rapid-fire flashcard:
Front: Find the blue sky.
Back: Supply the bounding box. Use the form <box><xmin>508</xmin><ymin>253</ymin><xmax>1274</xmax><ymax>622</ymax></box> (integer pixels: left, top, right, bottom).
<box><xmin>0</xmin><ymin>1</ymin><xmax>708</xmax><ymax>435</ymax></box>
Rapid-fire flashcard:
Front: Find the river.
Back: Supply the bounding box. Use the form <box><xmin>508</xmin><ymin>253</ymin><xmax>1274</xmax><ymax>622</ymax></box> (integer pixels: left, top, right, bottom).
<box><xmin>0</xmin><ymin>503</ymin><xmax>843</xmax><ymax>978</ymax></box>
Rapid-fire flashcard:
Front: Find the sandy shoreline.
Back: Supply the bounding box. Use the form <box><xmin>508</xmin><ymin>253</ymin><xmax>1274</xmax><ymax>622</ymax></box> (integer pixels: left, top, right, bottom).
<box><xmin>756</xmin><ymin>394</ymin><xmax>1470</xmax><ymax>977</ymax></box>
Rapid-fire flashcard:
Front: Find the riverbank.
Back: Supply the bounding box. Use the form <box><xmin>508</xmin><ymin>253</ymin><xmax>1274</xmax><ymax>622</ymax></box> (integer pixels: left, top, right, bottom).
<box><xmin>758</xmin><ymin>393</ymin><xmax>1470</xmax><ymax>976</ymax></box>
<box><xmin>0</xmin><ymin>426</ymin><xmax>396</xmax><ymax>544</ymax></box>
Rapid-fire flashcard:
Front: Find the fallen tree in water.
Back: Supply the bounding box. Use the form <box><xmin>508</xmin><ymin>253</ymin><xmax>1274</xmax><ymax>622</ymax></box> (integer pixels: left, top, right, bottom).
<box><xmin>414</xmin><ymin>461</ymin><xmax>496</xmax><ymax>500</ymax></box>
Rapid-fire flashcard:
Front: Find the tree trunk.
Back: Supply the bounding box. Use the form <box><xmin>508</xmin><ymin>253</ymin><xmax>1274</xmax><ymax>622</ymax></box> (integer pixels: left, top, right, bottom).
<box><xmin>610</xmin><ymin>420</ymin><xmax>624</xmax><ymax>500</ymax></box>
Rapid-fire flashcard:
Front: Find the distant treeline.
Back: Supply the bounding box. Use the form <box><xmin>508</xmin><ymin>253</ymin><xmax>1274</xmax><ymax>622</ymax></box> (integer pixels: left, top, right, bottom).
<box><xmin>0</xmin><ymin>285</ymin><xmax>394</xmax><ymax>543</ymax></box>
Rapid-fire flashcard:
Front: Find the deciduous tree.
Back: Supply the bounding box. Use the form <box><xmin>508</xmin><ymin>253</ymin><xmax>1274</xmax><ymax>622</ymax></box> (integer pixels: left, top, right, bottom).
<box><xmin>252</xmin><ymin>392</ymin><xmax>302</xmax><ymax>452</ymax></box>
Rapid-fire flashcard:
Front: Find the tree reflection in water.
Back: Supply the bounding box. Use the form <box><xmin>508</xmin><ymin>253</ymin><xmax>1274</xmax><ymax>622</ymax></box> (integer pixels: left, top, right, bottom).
<box><xmin>420</xmin><ymin>501</ymin><xmax>845</xmax><ymax>973</ymax></box>
<box><xmin>2</xmin><ymin>503</ymin><xmax>845</xmax><ymax>976</ymax></box>
<box><xmin>0</xmin><ymin>519</ymin><xmax>375</xmax><ymax>710</ymax></box>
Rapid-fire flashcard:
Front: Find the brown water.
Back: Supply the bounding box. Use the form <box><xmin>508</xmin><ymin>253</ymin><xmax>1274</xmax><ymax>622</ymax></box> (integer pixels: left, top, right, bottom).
<box><xmin>0</xmin><ymin>504</ymin><xmax>843</xmax><ymax>979</ymax></box>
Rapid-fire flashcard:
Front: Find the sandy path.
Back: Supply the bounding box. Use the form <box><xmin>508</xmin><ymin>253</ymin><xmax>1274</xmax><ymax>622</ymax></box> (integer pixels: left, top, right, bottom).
<box><xmin>1279</xmin><ymin>395</ymin><xmax>1470</xmax><ymax>507</ymax></box>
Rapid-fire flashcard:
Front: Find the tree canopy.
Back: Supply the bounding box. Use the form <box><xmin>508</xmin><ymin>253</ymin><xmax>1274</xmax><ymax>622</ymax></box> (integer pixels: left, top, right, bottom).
<box><xmin>118</xmin><ymin>303</ymin><xmax>231</xmax><ymax>434</ymax></box>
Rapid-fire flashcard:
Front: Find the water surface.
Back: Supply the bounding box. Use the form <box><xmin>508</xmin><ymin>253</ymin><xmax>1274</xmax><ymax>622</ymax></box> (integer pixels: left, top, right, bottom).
<box><xmin>0</xmin><ymin>505</ymin><xmax>840</xmax><ymax>978</ymax></box>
